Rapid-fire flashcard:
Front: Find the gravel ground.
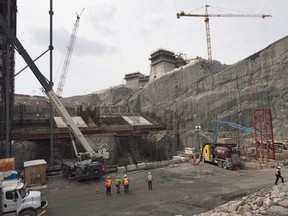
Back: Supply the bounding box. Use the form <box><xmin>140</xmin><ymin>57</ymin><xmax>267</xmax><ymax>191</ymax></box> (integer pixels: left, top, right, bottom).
<box><xmin>42</xmin><ymin>162</ymin><xmax>277</xmax><ymax>216</ymax></box>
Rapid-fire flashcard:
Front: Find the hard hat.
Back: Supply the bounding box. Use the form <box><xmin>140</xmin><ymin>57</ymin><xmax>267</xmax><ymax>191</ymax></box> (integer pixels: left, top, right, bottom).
<box><xmin>124</xmin><ymin>175</ymin><xmax>127</xmax><ymax>177</ymax></box>
<box><xmin>148</xmin><ymin>172</ymin><xmax>151</xmax><ymax>175</ymax></box>
<box><xmin>107</xmin><ymin>176</ymin><xmax>111</xmax><ymax>179</ymax></box>
<box><xmin>277</xmin><ymin>166</ymin><xmax>281</xmax><ymax>169</ymax></box>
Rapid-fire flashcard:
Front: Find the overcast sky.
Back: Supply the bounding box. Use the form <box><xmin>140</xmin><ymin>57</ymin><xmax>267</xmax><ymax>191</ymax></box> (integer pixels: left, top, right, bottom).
<box><xmin>15</xmin><ymin>0</ymin><xmax>287</xmax><ymax>97</ymax></box>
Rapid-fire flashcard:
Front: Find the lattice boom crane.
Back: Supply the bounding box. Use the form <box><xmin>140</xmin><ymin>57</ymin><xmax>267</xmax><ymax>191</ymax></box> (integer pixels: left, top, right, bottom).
<box><xmin>56</xmin><ymin>8</ymin><xmax>84</xmax><ymax>96</ymax></box>
<box><xmin>176</xmin><ymin>5</ymin><xmax>272</xmax><ymax>60</ymax></box>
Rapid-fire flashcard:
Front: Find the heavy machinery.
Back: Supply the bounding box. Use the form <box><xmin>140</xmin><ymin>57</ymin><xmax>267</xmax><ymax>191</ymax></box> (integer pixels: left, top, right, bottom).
<box><xmin>194</xmin><ymin>121</ymin><xmax>249</xmax><ymax>169</ymax></box>
<box><xmin>0</xmin><ymin>14</ymin><xmax>108</xmax><ymax>181</ymax></box>
<box><xmin>214</xmin><ymin>120</ymin><xmax>255</xmax><ymax>142</ymax></box>
<box><xmin>201</xmin><ymin>142</ymin><xmax>245</xmax><ymax>169</ymax></box>
<box><xmin>56</xmin><ymin>9</ymin><xmax>84</xmax><ymax>97</ymax></box>
<box><xmin>197</xmin><ymin>120</ymin><xmax>255</xmax><ymax>145</ymax></box>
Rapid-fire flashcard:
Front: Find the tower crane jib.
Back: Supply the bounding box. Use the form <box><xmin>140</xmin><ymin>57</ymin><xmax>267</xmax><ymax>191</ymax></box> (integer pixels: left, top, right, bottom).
<box><xmin>176</xmin><ymin>5</ymin><xmax>272</xmax><ymax>60</ymax></box>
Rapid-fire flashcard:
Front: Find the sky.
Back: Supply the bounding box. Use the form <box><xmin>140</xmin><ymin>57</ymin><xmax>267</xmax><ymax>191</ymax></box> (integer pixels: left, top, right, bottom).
<box><xmin>14</xmin><ymin>0</ymin><xmax>288</xmax><ymax>97</ymax></box>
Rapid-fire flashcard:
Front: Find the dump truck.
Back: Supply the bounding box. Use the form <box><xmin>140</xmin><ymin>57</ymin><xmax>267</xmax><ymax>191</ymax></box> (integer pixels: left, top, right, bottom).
<box><xmin>202</xmin><ymin>142</ymin><xmax>245</xmax><ymax>169</ymax></box>
<box><xmin>0</xmin><ymin>178</ymin><xmax>47</xmax><ymax>216</ymax></box>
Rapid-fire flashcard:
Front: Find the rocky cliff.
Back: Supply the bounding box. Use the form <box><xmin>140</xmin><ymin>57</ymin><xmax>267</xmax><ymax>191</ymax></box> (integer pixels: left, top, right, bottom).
<box><xmin>59</xmin><ymin>35</ymin><xmax>288</xmax><ymax>161</ymax></box>
<box><xmin>128</xmin><ymin>36</ymin><xmax>288</xmax><ymax>147</ymax></box>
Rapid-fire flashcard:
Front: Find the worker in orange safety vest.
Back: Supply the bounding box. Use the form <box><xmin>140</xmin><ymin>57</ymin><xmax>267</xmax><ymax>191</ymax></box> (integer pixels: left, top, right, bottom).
<box><xmin>106</xmin><ymin>176</ymin><xmax>112</xmax><ymax>195</ymax></box>
<box><xmin>122</xmin><ymin>175</ymin><xmax>130</xmax><ymax>194</ymax></box>
<box><xmin>275</xmin><ymin>166</ymin><xmax>284</xmax><ymax>185</ymax></box>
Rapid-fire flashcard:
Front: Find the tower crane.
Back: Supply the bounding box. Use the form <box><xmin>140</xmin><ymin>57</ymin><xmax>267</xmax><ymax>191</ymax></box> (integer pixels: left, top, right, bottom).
<box><xmin>176</xmin><ymin>5</ymin><xmax>272</xmax><ymax>60</ymax></box>
<box><xmin>56</xmin><ymin>8</ymin><xmax>85</xmax><ymax>96</ymax></box>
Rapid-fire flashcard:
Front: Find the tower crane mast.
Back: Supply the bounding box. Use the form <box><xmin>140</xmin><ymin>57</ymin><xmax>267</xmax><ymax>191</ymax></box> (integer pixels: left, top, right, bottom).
<box><xmin>56</xmin><ymin>8</ymin><xmax>85</xmax><ymax>96</ymax></box>
<box><xmin>177</xmin><ymin>5</ymin><xmax>272</xmax><ymax>60</ymax></box>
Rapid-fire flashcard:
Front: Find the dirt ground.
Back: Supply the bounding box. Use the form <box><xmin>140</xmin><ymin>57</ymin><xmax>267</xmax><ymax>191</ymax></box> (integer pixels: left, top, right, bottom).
<box><xmin>41</xmin><ymin>162</ymin><xmax>278</xmax><ymax>216</ymax></box>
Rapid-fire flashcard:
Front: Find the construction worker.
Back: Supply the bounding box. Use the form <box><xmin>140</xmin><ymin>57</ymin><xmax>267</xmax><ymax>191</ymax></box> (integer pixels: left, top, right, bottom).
<box><xmin>19</xmin><ymin>170</ymin><xmax>25</xmax><ymax>180</ymax></box>
<box><xmin>192</xmin><ymin>154</ymin><xmax>197</xmax><ymax>164</ymax></box>
<box><xmin>122</xmin><ymin>175</ymin><xmax>130</xmax><ymax>194</ymax></box>
<box><xmin>147</xmin><ymin>172</ymin><xmax>153</xmax><ymax>190</ymax></box>
<box><xmin>115</xmin><ymin>176</ymin><xmax>121</xmax><ymax>194</ymax></box>
<box><xmin>105</xmin><ymin>176</ymin><xmax>112</xmax><ymax>195</ymax></box>
<box><xmin>275</xmin><ymin>166</ymin><xmax>284</xmax><ymax>185</ymax></box>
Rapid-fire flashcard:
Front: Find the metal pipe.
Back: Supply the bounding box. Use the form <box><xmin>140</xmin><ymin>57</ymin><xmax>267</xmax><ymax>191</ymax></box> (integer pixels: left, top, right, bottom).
<box><xmin>49</xmin><ymin>0</ymin><xmax>54</xmax><ymax>167</ymax></box>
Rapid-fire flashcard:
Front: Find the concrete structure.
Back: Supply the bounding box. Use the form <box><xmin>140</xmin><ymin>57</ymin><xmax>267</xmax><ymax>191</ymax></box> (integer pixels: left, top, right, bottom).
<box><xmin>126</xmin><ymin>164</ymin><xmax>137</xmax><ymax>171</ymax></box>
<box><xmin>0</xmin><ymin>0</ymin><xmax>17</xmax><ymax>158</ymax></box>
<box><xmin>54</xmin><ymin>116</ymin><xmax>88</xmax><ymax>128</ymax></box>
<box><xmin>149</xmin><ymin>49</ymin><xmax>177</xmax><ymax>80</ymax></box>
<box><xmin>124</xmin><ymin>72</ymin><xmax>149</xmax><ymax>89</ymax></box>
<box><xmin>117</xmin><ymin>166</ymin><xmax>126</xmax><ymax>173</ymax></box>
<box><xmin>139</xmin><ymin>75</ymin><xmax>149</xmax><ymax>87</ymax></box>
<box><xmin>122</xmin><ymin>116</ymin><xmax>152</xmax><ymax>126</ymax></box>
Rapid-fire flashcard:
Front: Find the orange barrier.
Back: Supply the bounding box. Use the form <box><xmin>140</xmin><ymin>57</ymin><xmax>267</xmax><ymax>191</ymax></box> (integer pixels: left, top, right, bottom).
<box><xmin>96</xmin><ymin>185</ymin><xmax>100</xmax><ymax>196</ymax></box>
<box><xmin>0</xmin><ymin>158</ymin><xmax>15</xmax><ymax>171</ymax></box>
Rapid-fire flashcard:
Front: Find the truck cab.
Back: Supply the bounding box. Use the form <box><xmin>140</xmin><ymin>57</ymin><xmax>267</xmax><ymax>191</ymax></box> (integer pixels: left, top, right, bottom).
<box><xmin>1</xmin><ymin>179</ymin><xmax>47</xmax><ymax>216</ymax></box>
<box><xmin>202</xmin><ymin>143</ymin><xmax>245</xmax><ymax>169</ymax></box>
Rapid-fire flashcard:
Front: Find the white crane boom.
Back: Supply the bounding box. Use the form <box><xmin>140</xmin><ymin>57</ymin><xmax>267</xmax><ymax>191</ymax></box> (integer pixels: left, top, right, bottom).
<box><xmin>56</xmin><ymin>9</ymin><xmax>84</xmax><ymax>96</ymax></box>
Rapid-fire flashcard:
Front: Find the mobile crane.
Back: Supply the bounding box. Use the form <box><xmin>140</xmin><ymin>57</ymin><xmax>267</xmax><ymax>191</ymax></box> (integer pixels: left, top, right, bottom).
<box><xmin>0</xmin><ymin>14</ymin><xmax>109</xmax><ymax>181</ymax></box>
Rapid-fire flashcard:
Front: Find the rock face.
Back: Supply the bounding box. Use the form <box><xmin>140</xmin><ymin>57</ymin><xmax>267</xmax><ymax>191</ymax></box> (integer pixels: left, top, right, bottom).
<box><xmin>196</xmin><ymin>183</ymin><xmax>288</xmax><ymax>216</ymax></box>
<box><xmin>12</xmin><ymin>36</ymin><xmax>288</xmax><ymax>167</ymax></box>
<box><xmin>63</xmin><ymin>86</ymin><xmax>134</xmax><ymax>108</ymax></box>
<box><xmin>128</xmin><ymin>36</ymin><xmax>288</xmax><ymax>147</ymax></box>
<box><xmin>57</xmin><ymin>35</ymin><xmax>288</xmax><ymax>163</ymax></box>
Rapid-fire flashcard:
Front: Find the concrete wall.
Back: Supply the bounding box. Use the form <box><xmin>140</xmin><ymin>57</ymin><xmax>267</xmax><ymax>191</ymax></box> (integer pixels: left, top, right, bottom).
<box><xmin>150</xmin><ymin>61</ymin><xmax>176</xmax><ymax>80</ymax></box>
<box><xmin>115</xmin><ymin>131</ymin><xmax>178</xmax><ymax>166</ymax></box>
<box><xmin>11</xmin><ymin>130</ymin><xmax>177</xmax><ymax>168</ymax></box>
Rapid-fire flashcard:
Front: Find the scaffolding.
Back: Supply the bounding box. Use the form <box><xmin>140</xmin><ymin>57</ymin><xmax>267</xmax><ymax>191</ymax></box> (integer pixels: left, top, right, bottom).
<box><xmin>253</xmin><ymin>109</ymin><xmax>275</xmax><ymax>163</ymax></box>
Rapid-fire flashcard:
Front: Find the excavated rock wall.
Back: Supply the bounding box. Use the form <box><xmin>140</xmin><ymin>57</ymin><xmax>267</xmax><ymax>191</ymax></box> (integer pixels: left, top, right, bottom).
<box><xmin>11</xmin><ymin>132</ymin><xmax>177</xmax><ymax>169</ymax></box>
<box><xmin>12</xmin><ymin>36</ymin><xmax>288</xmax><ymax>167</ymax></box>
<box><xmin>129</xmin><ymin>36</ymin><xmax>288</xmax><ymax>148</ymax></box>
<box><xmin>12</xmin><ymin>140</ymin><xmax>50</xmax><ymax>170</ymax></box>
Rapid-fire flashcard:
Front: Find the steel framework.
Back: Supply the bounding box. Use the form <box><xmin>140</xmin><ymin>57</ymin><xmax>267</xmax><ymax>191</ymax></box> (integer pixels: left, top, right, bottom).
<box><xmin>0</xmin><ymin>0</ymin><xmax>17</xmax><ymax>158</ymax></box>
<box><xmin>253</xmin><ymin>109</ymin><xmax>275</xmax><ymax>162</ymax></box>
